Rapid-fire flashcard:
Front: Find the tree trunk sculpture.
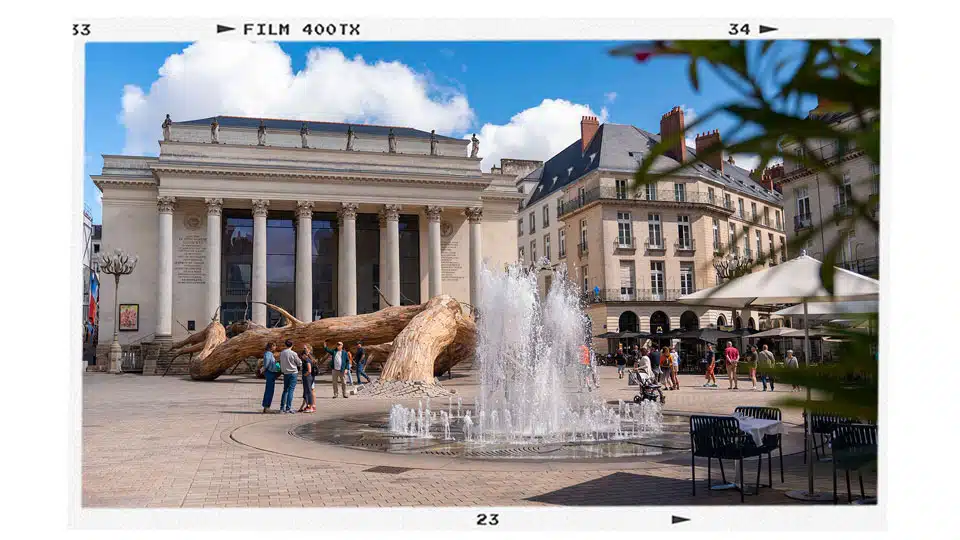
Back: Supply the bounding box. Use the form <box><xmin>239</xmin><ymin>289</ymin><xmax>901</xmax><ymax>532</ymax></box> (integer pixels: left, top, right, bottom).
<box><xmin>176</xmin><ymin>296</ymin><xmax>475</xmax><ymax>382</ymax></box>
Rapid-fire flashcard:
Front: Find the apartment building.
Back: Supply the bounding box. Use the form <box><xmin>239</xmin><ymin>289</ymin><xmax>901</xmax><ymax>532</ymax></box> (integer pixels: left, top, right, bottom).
<box><xmin>519</xmin><ymin>109</ymin><xmax>787</xmax><ymax>353</ymax></box>
<box><xmin>775</xmin><ymin>103</ymin><xmax>879</xmax><ymax>278</ymax></box>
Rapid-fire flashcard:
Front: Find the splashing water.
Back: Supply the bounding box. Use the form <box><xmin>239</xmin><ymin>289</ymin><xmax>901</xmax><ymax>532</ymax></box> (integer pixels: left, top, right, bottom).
<box><xmin>388</xmin><ymin>262</ymin><xmax>662</xmax><ymax>443</ymax></box>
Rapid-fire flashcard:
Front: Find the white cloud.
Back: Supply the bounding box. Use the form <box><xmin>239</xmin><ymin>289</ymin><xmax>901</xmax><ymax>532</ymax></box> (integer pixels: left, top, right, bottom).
<box><xmin>120</xmin><ymin>41</ymin><xmax>475</xmax><ymax>155</ymax></box>
<box><xmin>470</xmin><ymin>99</ymin><xmax>608</xmax><ymax>172</ymax></box>
<box><xmin>604</xmin><ymin>91</ymin><xmax>617</xmax><ymax>103</ymax></box>
<box><xmin>729</xmin><ymin>154</ymin><xmax>784</xmax><ymax>174</ymax></box>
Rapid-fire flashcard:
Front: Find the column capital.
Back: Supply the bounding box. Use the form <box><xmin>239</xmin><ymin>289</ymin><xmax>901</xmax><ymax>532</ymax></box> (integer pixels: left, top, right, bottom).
<box><xmin>384</xmin><ymin>204</ymin><xmax>401</xmax><ymax>222</ymax></box>
<box><xmin>425</xmin><ymin>205</ymin><xmax>443</xmax><ymax>222</ymax></box>
<box><xmin>465</xmin><ymin>207</ymin><xmax>483</xmax><ymax>223</ymax></box>
<box><xmin>251</xmin><ymin>199</ymin><xmax>270</xmax><ymax>218</ymax></box>
<box><xmin>295</xmin><ymin>200</ymin><xmax>314</xmax><ymax>219</ymax></box>
<box><xmin>157</xmin><ymin>196</ymin><xmax>177</xmax><ymax>214</ymax></box>
<box><xmin>377</xmin><ymin>211</ymin><xmax>387</xmax><ymax>229</ymax></box>
<box><xmin>338</xmin><ymin>202</ymin><xmax>359</xmax><ymax>221</ymax></box>
<box><xmin>204</xmin><ymin>198</ymin><xmax>223</xmax><ymax>216</ymax></box>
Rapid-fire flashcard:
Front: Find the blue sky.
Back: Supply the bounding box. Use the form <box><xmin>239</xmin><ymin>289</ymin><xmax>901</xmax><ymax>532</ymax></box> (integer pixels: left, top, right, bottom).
<box><xmin>84</xmin><ymin>40</ymin><xmax>816</xmax><ymax>224</ymax></box>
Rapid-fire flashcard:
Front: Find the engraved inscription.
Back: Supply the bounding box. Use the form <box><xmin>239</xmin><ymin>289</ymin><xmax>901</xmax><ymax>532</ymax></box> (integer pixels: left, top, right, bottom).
<box><xmin>441</xmin><ymin>240</ymin><xmax>463</xmax><ymax>282</ymax></box>
<box><xmin>176</xmin><ymin>234</ymin><xmax>207</xmax><ymax>284</ymax></box>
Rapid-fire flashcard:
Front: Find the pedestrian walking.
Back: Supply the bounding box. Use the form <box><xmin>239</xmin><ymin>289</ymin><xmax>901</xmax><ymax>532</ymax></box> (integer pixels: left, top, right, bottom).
<box><xmin>703</xmin><ymin>343</ymin><xmax>718</xmax><ymax>387</ymax></box>
<box><xmin>355</xmin><ymin>340</ymin><xmax>371</xmax><ymax>384</ymax></box>
<box><xmin>578</xmin><ymin>344</ymin><xmax>593</xmax><ymax>392</ymax></box>
<box><xmin>669</xmin><ymin>345</ymin><xmax>680</xmax><ymax>390</ymax></box>
<box><xmin>759</xmin><ymin>344</ymin><xmax>776</xmax><ymax>391</ymax></box>
<box><xmin>724</xmin><ymin>340</ymin><xmax>740</xmax><ymax>390</ymax></box>
<box><xmin>616</xmin><ymin>345</ymin><xmax>627</xmax><ymax>379</ymax></box>
<box><xmin>298</xmin><ymin>345</ymin><xmax>317</xmax><ymax>413</ymax></box>
<box><xmin>745</xmin><ymin>345</ymin><xmax>759</xmax><ymax>390</ymax></box>
<box><xmin>323</xmin><ymin>340</ymin><xmax>350</xmax><ymax>398</ymax></box>
<box><xmin>648</xmin><ymin>343</ymin><xmax>663</xmax><ymax>387</ymax></box>
<box><xmin>659</xmin><ymin>346</ymin><xmax>674</xmax><ymax>390</ymax></box>
<box><xmin>278</xmin><ymin>340</ymin><xmax>302</xmax><ymax>413</ymax></box>
<box><xmin>785</xmin><ymin>349</ymin><xmax>800</xmax><ymax>391</ymax></box>
<box><xmin>260</xmin><ymin>343</ymin><xmax>280</xmax><ymax>413</ymax></box>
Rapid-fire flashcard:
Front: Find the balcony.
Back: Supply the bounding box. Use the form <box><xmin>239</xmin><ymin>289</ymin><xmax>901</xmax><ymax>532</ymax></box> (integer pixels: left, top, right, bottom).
<box><xmin>834</xmin><ymin>202</ymin><xmax>854</xmax><ymax>217</ymax></box>
<box><xmin>838</xmin><ymin>256</ymin><xmax>879</xmax><ymax>278</ymax></box>
<box><xmin>645</xmin><ymin>236</ymin><xmax>667</xmax><ymax>252</ymax></box>
<box><xmin>675</xmin><ymin>238</ymin><xmax>696</xmax><ymax>253</ymax></box>
<box><xmin>794</xmin><ymin>214</ymin><xmax>813</xmax><ymax>232</ymax></box>
<box><xmin>713</xmin><ymin>241</ymin><xmax>726</xmax><ymax>256</ymax></box>
<box><xmin>559</xmin><ymin>186</ymin><xmax>733</xmax><ymax>217</ymax></box>
<box><xmin>613</xmin><ymin>238</ymin><xmax>636</xmax><ymax>252</ymax></box>
<box><xmin>578</xmin><ymin>242</ymin><xmax>589</xmax><ymax>257</ymax></box>
<box><xmin>584</xmin><ymin>288</ymin><xmax>686</xmax><ymax>304</ymax></box>
<box><xmin>763</xmin><ymin>216</ymin><xmax>771</xmax><ymax>227</ymax></box>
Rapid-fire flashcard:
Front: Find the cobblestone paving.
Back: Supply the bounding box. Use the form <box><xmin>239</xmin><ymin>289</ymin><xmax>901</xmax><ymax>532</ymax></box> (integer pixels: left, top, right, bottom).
<box><xmin>82</xmin><ymin>368</ymin><xmax>875</xmax><ymax>507</ymax></box>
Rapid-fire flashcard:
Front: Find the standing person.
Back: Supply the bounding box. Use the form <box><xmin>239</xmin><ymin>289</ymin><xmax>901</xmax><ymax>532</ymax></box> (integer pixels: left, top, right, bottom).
<box><xmin>355</xmin><ymin>340</ymin><xmax>371</xmax><ymax>384</ymax></box>
<box><xmin>578</xmin><ymin>344</ymin><xmax>592</xmax><ymax>391</ymax></box>
<box><xmin>278</xmin><ymin>340</ymin><xmax>302</xmax><ymax>413</ymax></box>
<box><xmin>759</xmin><ymin>344</ymin><xmax>776</xmax><ymax>392</ymax></box>
<box><xmin>616</xmin><ymin>345</ymin><xmax>627</xmax><ymax>379</ymax></box>
<box><xmin>744</xmin><ymin>345</ymin><xmax>759</xmax><ymax>390</ymax></box>
<box><xmin>298</xmin><ymin>345</ymin><xmax>317</xmax><ymax>413</ymax></box>
<box><xmin>703</xmin><ymin>343</ymin><xmax>718</xmax><ymax>387</ymax></box>
<box><xmin>724</xmin><ymin>341</ymin><xmax>740</xmax><ymax>390</ymax></box>
<box><xmin>669</xmin><ymin>345</ymin><xmax>681</xmax><ymax>391</ymax></box>
<box><xmin>635</xmin><ymin>346</ymin><xmax>653</xmax><ymax>382</ymax></box>
<box><xmin>659</xmin><ymin>346</ymin><xmax>673</xmax><ymax>390</ymax></box>
<box><xmin>649</xmin><ymin>343</ymin><xmax>663</xmax><ymax>388</ymax></box>
<box><xmin>324</xmin><ymin>340</ymin><xmax>349</xmax><ymax>398</ymax></box>
<box><xmin>260</xmin><ymin>343</ymin><xmax>280</xmax><ymax>413</ymax></box>
<box><xmin>784</xmin><ymin>349</ymin><xmax>800</xmax><ymax>391</ymax></box>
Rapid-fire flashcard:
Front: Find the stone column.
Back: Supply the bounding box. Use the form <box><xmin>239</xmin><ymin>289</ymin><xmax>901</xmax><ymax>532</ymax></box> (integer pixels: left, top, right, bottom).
<box><xmin>378</xmin><ymin>211</ymin><xmax>387</xmax><ymax>309</ymax></box>
<box><xmin>384</xmin><ymin>204</ymin><xmax>402</xmax><ymax>307</ymax></box>
<box><xmin>252</xmin><ymin>199</ymin><xmax>269</xmax><ymax>326</ymax></box>
<box><xmin>204</xmin><ymin>198</ymin><xmax>223</xmax><ymax>323</ymax></box>
<box><xmin>426</xmin><ymin>205</ymin><xmax>443</xmax><ymax>298</ymax></box>
<box><xmin>296</xmin><ymin>201</ymin><xmax>314</xmax><ymax>322</ymax></box>
<box><xmin>156</xmin><ymin>196</ymin><xmax>176</xmax><ymax>339</ymax></box>
<box><xmin>466</xmin><ymin>207</ymin><xmax>483</xmax><ymax>306</ymax></box>
<box><xmin>337</xmin><ymin>203</ymin><xmax>358</xmax><ymax>316</ymax></box>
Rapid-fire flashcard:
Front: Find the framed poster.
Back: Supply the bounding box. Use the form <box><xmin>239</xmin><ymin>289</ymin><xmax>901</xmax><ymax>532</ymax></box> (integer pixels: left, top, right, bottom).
<box><xmin>119</xmin><ymin>303</ymin><xmax>139</xmax><ymax>331</ymax></box>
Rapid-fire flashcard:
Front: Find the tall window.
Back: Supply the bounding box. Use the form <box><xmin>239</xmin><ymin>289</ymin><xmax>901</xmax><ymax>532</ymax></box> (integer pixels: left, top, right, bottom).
<box><xmin>544</xmin><ymin>234</ymin><xmax>551</xmax><ymax>261</ymax></box>
<box><xmin>768</xmin><ymin>233</ymin><xmax>775</xmax><ymax>260</ymax></box>
<box><xmin>674</xmin><ymin>183</ymin><xmax>686</xmax><ymax>202</ymax></box>
<box><xmin>840</xmin><ymin>228</ymin><xmax>856</xmax><ymax>262</ymax></box>
<box><xmin>617</xmin><ymin>211</ymin><xmax>632</xmax><ymax>246</ymax></box>
<box><xmin>645</xmin><ymin>183</ymin><xmax>658</xmax><ymax>201</ymax></box>
<box><xmin>780</xmin><ymin>236</ymin><xmax>787</xmax><ymax>260</ymax></box>
<box><xmin>530</xmin><ymin>239</ymin><xmax>537</xmax><ymax>262</ymax></box>
<box><xmin>558</xmin><ymin>228</ymin><xmax>566</xmax><ymax>258</ymax></box>
<box><xmin>797</xmin><ymin>187</ymin><xmax>811</xmax><ymax>218</ymax></box>
<box><xmin>775</xmin><ymin>210</ymin><xmax>782</xmax><ymax>230</ymax></box>
<box><xmin>542</xmin><ymin>205</ymin><xmax>550</xmax><ymax>227</ymax></box>
<box><xmin>729</xmin><ymin>223</ymin><xmax>738</xmax><ymax>254</ymax></box>
<box><xmin>750</xmin><ymin>202</ymin><xmax>758</xmax><ymax>221</ymax></box>
<box><xmin>648</xmin><ymin>213</ymin><xmax>662</xmax><ymax>247</ymax></box>
<box><xmin>837</xmin><ymin>172</ymin><xmax>853</xmax><ymax>207</ymax></box>
<box><xmin>763</xmin><ymin>206</ymin><xmax>770</xmax><ymax>226</ymax></box>
<box><xmin>724</xmin><ymin>193</ymin><xmax>732</xmax><ymax>210</ymax></box>
<box><xmin>620</xmin><ymin>261</ymin><xmax>636</xmax><ymax>298</ymax></box>
<box><xmin>518</xmin><ymin>246</ymin><xmax>524</xmax><ymax>262</ymax></box>
<box><xmin>650</xmin><ymin>261</ymin><xmax>665</xmax><ymax>298</ymax></box>
<box><xmin>712</xmin><ymin>218</ymin><xmax>721</xmax><ymax>251</ymax></box>
<box><xmin>755</xmin><ymin>229</ymin><xmax>762</xmax><ymax>259</ymax></box>
<box><xmin>528</xmin><ymin>211</ymin><xmax>536</xmax><ymax>233</ymax></box>
<box><xmin>707</xmin><ymin>187</ymin><xmax>715</xmax><ymax>205</ymax></box>
<box><xmin>582</xmin><ymin>265</ymin><xmax>589</xmax><ymax>292</ymax></box>
<box><xmin>577</xmin><ymin>186</ymin><xmax>586</xmax><ymax>203</ymax></box>
<box><xmin>744</xmin><ymin>227</ymin><xmax>752</xmax><ymax>258</ymax></box>
<box><xmin>677</xmin><ymin>215</ymin><xmax>691</xmax><ymax>249</ymax></box>
<box><xmin>557</xmin><ymin>197</ymin><xmax>563</xmax><ymax>218</ymax></box>
<box><xmin>616</xmin><ymin>179</ymin><xmax>628</xmax><ymax>200</ymax></box>
<box><xmin>680</xmin><ymin>262</ymin><xmax>695</xmax><ymax>295</ymax></box>
<box><xmin>518</xmin><ymin>216</ymin><xmax>523</xmax><ymax>236</ymax></box>
<box><xmin>579</xmin><ymin>219</ymin><xmax>588</xmax><ymax>248</ymax></box>
<box><xmin>738</xmin><ymin>198</ymin><xmax>745</xmax><ymax>218</ymax></box>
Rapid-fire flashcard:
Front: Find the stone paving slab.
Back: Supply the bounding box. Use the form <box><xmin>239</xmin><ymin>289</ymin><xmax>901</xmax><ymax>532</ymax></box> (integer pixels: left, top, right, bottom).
<box><xmin>82</xmin><ymin>368</ymin><xmax>874</xmax><ymax>508</ymax></box>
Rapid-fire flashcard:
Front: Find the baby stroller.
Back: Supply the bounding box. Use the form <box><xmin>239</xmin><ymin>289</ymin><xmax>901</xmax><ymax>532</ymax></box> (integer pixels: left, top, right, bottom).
<box><xmin>632</xmin><ymin>370</ymin><xmax>666</xmax><ymax>405</ymax></box>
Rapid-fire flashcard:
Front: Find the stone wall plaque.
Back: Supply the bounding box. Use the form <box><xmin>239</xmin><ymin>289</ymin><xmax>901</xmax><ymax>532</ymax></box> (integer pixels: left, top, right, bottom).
<box><xmin>441</xmin><ymin>239</ymin><xmax>463</xmax><ymax>282</ymax></box>
<box><xmin>175</xmin><ymin>234</ymin><xmax>207</xmax><ymax>284</ymax></box>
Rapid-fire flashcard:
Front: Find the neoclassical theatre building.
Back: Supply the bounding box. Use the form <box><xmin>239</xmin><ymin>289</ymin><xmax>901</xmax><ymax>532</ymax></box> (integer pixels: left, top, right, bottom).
<box><xmin>93</xmin><ymin>116</ymin><xmax>522</xmax><ymax>372</ymax></box>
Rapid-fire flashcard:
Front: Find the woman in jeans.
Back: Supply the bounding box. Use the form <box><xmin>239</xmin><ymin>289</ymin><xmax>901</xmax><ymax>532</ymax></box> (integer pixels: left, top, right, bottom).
<box><xmin>298</xmin><ymin>345</ymin><xmax>317</xmax><ymax>413</ymax></box>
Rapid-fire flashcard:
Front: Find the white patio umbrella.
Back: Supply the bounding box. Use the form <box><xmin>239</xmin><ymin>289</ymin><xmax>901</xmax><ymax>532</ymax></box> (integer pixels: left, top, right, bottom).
<box><xmin>678</xmin><ymin>252</ymin><xmax>879</xmax><ymax>502</ymax></box>
<box><xmin>773</xmin><ymin>300</ymin><xmax>878</xmax><ymax>318</ymax></box>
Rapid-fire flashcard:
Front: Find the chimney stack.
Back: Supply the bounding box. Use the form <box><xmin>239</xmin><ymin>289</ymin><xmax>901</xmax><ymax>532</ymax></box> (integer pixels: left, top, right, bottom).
<box><xmin>659</xmin><ymin>106</ymin><xmax>687</xmax><ymax>163</ymax></box>
<box><xmin>761</xmin><ymin>163</ymin><xmax>785</xmax><ymax>192</ymax></box>
<box><xmin>694</xmin><ymin>129</ymin><xmax>723</xmax><ymax>173</ymax></box>
<box><xmin>580</xmin><ymin>116</ymin><xmax>600</xmax><ymax>153</ymax></box>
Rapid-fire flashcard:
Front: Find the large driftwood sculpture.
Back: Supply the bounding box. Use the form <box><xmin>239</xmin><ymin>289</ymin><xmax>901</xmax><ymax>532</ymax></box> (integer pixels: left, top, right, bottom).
<box><xmin>175</xmin><ymin>295</ymin><xmax>474</xmax><ymax>382</ymax></box>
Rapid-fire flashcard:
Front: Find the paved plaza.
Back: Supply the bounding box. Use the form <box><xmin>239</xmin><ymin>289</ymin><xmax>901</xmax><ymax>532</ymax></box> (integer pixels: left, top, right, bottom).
<box><xmin>82</xmin><ymin>367</ymin><xmax>875</xmax><ymax>508</ymax></box>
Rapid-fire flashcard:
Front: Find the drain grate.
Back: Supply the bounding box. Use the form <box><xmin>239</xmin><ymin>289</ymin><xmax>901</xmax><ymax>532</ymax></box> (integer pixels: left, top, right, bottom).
<box><xmin>363</xmin><ymin>466</ymin><xmax>412</xmax><ymax>474</ymax></box>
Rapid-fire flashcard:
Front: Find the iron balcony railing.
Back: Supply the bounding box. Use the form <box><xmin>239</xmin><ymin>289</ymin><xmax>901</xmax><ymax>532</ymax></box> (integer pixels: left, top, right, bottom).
<box><xmin>834</xmin><ymin>202</ymin><xmax>854</xmax><ymax>217</ymax></box>
<box><xmin>675</xmin><ymin>238</ymin><xmax>696</xmax><ymax>252</ymax></box>
<box><xmin>584</xmin><ymin>288</ymin><xmax>688</xmax><ymax>304</ymax></box>
<box><xmin>794</xmin><ymin>214</ymin><xmax>814</xmax><ymax>232</ymax></box>
<box><xmin>613</xmin><ymin>238</ymin><xmax>635</xmax><ymax>250</ymax></box>
<box><xmin>645</xmin><ymin>236</ymin><xmax>668</xmax><ymax>251</ymax></box>
<box><xmin>578</xmin><ymin>242</ymin><xmax>589</xmax><ymax>257</ymax></box>
<box><xmin>838</xmin><ymin>256</ymin><xmax>879</xmax><ymax>278</ymax></box>
<box><xmin>560</xmin><ymin>187</ymin><xmax>734</xmax><ymax>217</ymax></box>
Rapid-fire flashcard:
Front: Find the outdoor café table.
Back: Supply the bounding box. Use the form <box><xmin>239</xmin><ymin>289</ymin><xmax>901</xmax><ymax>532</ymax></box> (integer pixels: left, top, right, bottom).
<box><xmin>710</xmin><ymin>412</ymin><xmax>789</xmax><ymax>494</ymax></box>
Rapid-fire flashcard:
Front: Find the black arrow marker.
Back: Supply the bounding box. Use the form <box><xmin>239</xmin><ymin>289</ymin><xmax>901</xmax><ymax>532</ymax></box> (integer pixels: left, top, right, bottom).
<box><xmin>759</xmin><ymin>25</ymin><xmax>778</xmax><ymax>34</ymax></box>
<box><xmin>217</xmin><ymin>24</ymin><xmax>235</xmax><ymax>34</ymax></box>
<box><xmin>672</xmin><ymin>515</ymin><xmax>690</xmax><ymax>525</ymax></box>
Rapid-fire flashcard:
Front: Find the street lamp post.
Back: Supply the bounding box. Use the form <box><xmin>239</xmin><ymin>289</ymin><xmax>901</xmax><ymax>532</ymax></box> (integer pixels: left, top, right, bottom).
<box><xmin>99</xmin><ymin>249</ymin><xmax>138</xmax><ymax>374</ymax></box>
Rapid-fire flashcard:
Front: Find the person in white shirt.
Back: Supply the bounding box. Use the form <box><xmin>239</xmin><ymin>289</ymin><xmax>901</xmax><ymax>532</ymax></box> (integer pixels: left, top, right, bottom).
<box><xmin>635</xmin><ymin>347</ymin><xmax>653</xmax><ymax>384</ymax></box>
<box><xmin>323</xmin><ymin>340</ymin><xmax>351</xmax><ymax>398</ymax></box>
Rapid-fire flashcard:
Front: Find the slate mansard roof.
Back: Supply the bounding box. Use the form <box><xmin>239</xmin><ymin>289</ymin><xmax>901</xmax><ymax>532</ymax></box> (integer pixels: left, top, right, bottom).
<box><xmin>177</xmin><ymin>115</ymin><xmax>464</xmax><ymax>142</ymax></box>
<box><xmin>524</xmin><ymin>123</ymin><xmax>782</xmax><ymax>207</ymax></box>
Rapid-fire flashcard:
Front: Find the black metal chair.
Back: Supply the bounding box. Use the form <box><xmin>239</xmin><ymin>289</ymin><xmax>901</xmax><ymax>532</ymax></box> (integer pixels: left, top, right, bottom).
<box><xmin>831</xmin><ymin>423</ymin><xmax>878</xmax><ymax>504</ymax></box>
<box><xmin>803</xmin><ymin>411</ymin><xmax>858</xmax><ymax>463</ymax></box>
<box><xmin>734</xmin><ymin>406</ymin><xmax>784</xmax><ymax>486</ymax></box>
<box><xmin>690</xmin><ymin>415</ymin><xmax>765</xmax><ymax>503</ymax></box>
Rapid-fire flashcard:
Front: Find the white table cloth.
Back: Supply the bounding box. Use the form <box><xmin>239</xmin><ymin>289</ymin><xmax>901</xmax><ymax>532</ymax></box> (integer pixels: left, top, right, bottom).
<box><xmin>732</xmin><ymin>414</ymin><xmax>789</xmax><ymax>447</ymax></box>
